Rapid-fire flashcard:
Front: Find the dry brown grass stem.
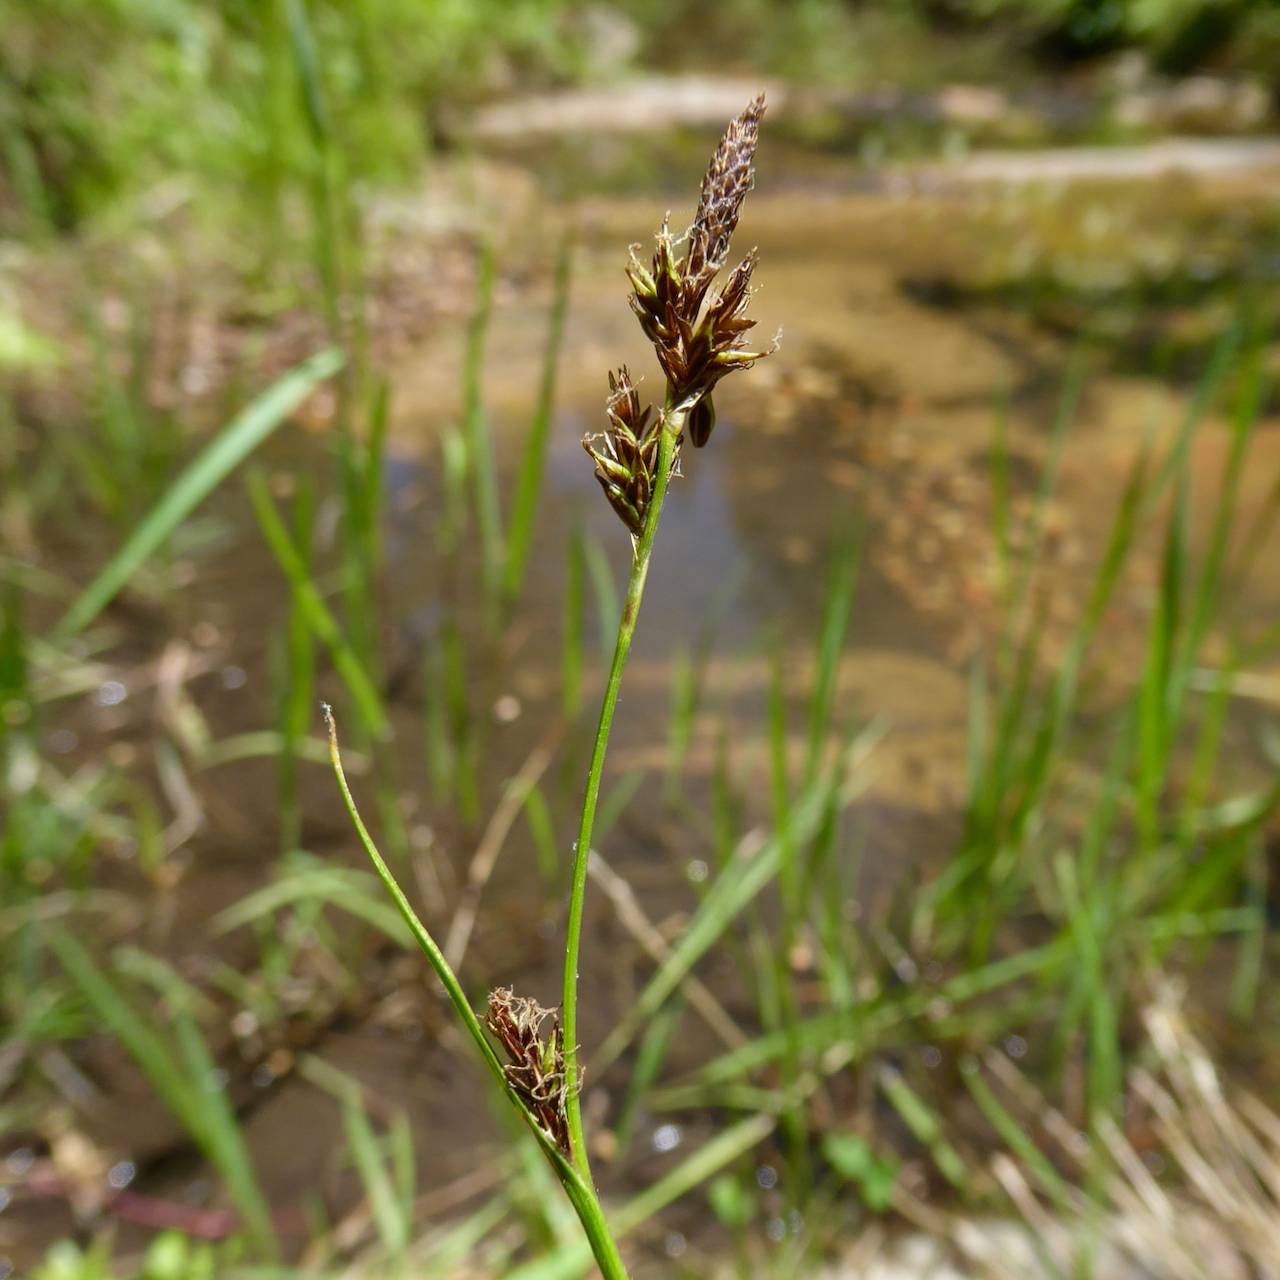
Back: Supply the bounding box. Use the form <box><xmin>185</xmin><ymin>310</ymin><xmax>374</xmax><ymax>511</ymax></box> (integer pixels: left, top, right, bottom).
<box><xmin>587</xmin><ymin>851</ymin><xmax>747</xmax><ymax>1052</ymax></box>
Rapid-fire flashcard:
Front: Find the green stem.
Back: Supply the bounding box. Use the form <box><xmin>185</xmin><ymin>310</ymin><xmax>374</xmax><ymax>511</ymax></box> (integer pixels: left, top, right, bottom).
<box><xmin>562</xmin><ymin>399</ymin><xmax>685</xmax><ymax>1181</ymax></box>
<box><xmin>325</xmin><ymin>706</ymin><xmax>629</xmax><ymax>1279</ymax></box>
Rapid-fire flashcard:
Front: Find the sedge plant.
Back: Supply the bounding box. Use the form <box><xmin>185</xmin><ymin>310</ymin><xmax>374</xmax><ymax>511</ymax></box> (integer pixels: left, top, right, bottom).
<box><xmin>325</xmin><ymin>97</ymin><xmax>775</xmax><ymax>1276</ymax></box>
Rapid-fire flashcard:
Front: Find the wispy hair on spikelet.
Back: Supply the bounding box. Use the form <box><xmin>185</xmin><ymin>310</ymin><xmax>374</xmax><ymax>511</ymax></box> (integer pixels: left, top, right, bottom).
<box><xmin>487</xmin><ymin>987</ymin><xmax>574</xmax><ymax>1157</ymax></box>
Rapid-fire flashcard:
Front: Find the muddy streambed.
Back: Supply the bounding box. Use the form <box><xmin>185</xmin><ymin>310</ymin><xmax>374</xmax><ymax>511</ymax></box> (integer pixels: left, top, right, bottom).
<box><xmin>6</xmin><ymin>133</ymin><xmax>1280</xmax><ymax>1273</ymax></box>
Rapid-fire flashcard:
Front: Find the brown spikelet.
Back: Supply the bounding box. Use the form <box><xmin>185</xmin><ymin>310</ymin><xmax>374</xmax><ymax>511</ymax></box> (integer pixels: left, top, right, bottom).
<box><xmin>595</xmin><ymin>94</ymin><xmax>774</xmax><ymax>514</ymax></box>
<box><xmin>684</xmin><ymin>94</ymin><xmax>766</xmax><ymax>301</ymax></box>
<box><xmin>487</xmin><ymin>988</ymin><xmax>574</xmax><ymax>1157</ymax></box>
<box><xmin>582</xmin><ymin>368</ymin><xmax>661</xmax><ymax>536</ymax></box>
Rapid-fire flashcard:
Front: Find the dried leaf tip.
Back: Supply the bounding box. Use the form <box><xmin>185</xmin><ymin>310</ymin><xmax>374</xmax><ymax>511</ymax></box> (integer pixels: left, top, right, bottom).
<box><xmin>487</xmin><ymin>987</ymin><xmax>574</xmax><ymax>1156</ymax></box>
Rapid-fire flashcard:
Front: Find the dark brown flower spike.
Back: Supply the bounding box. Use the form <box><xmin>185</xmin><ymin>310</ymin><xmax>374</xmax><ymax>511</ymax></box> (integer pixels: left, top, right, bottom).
<box><xmin>582</xmin><ymin>367</ymin><xmax>660</xmax><ymax>538</ymax></box>
<box><xmin>684</xmin><ymin>94</ymin><xmax>766</xmax><ymax>302</ymax></box>
<box><xmin>619</xmin><ymin>94</ymin><xmax>773</xmax><ymax>457</ymax></box>
<box><xmin>487</xmin><ymin>987</ymin><xmax>573</xmax><ymax>1156</ymax></box>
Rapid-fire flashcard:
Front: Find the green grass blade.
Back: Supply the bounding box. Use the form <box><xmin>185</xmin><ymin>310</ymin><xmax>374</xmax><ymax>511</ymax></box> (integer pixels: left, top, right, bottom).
<box><xmin>211</xmin><ymin>865</ymin><xmax>413</xmax><ymax>945</ymax></box>
<box><xmin>462</xmin><ymin>239</ymin><xmax>505</xmax><ymax>612</ymax></box>
<box><xmin>277</xmin><ymin>481</ymin><xmax>317</xmax><ymax>851</ymax></box>
<box><xmin>615</xmin><ymin>999</ymin><xmax>684</xmax><ymax>1154</ymax></box>
<box><xmin>1136</xmin><ymin>470</ymin><xmax>1187</xmax><ymax>850</ymax></box>
<box><xmin>505</xmin><ymin>1114</ymin><xmax>775</xmax><ymax>1280</ymax></box>
<box><xmin>248</xmin><ymin>469</ymin><xmax>389</xmax><ymax>739</ymax></box>
<box><xmin>562</xmin><ymin>525</ymin><xmax>586</xmax><ymax>718</ymax></box>
<box><xmin>695</xmin><ymin>938</ymin><xmax>1070</xmax><ymax>1085</ymax></box>
<box><xmin>961</xmin><ymin>1057</ymin><xmax>1073</xmax><ymax>1211</ymax></box>
<box><xmin>300</xmin><ymin>1057</ymin><xmax>410</xmax><ymax>1255</ymax></box>
<box><xmin>50</xmin><ymin>930</ymin><xmax>191</xmax><ymax>1120</ymax></box>
<box><xmin>596</xmin><ymin>768</ymin><xmax>645</xmax><ymax>845</ymax></box>
<box><xmin>523</xmin><ymin>782</ymin><xmax>561</xmax><ymax>885</ymax></box>
<box><xmin>583</xmin><ymin>530</ymin><xmax>621</xmax><ymax>658</ymax></box>
<box><xmin>324</xmin><ymin>706</ymin><xmax>502</xmax><ymax>1083</ymax></box>
<box><xmin>50</xmin><ymin>932</ymin><xmax>277</xmax><ymax>1256</ymax></box>
<box><xmin>664</xmin><ymin>646</ymin><xmax>698</xmax><ymax>805</ymax></box>
<box><xmin>595</xmin><ymin>751</ymin><xmax>858</xmax><ymax>1073</ymax></box>
<box><xmin>170</xmin><ymin>1007</ymin><xmax>277</xmax><ymax>1255</ymax></box>
<box><xmin>505</xmin><ymin>235</ymin><xmax>573</xmax><ymax>603</ymax></box>
<box><xmin>1229</xmin><ymin>837</ymin><xmax>1266</xmax><ymax>1019</ymax></box>
<box><xmin>876</xmin><ymin>1066</ymin><xmax>968</xmax><ymax>1189</ymax></box>
<box><xmin>55</xmin><ymin>348</ymin><xmax>343</xmax><ymax>638</ymax></box>
<box><xmin>1174</xmin><ymin>353</ymin><xmax>1262</xmax><ymax>705</ymax></box>
<box><xmin>804</xmin><ymin>531</ymin><xmax>859</xmax><ymax>787</ymax></box>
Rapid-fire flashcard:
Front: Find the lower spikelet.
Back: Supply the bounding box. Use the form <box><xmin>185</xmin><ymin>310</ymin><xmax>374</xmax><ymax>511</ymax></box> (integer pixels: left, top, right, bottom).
<box><xmin>487</xmin><ymin>987</ymin><xmax>574</xmax><ymax>1156</ymax></box>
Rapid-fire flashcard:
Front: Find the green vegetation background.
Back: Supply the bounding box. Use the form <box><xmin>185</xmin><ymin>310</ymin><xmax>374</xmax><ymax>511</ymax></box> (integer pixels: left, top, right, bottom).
<box><xmin>4</xmin><ymin>0</ymin><xmax>1279</xmax><ymax>238</ymax></box>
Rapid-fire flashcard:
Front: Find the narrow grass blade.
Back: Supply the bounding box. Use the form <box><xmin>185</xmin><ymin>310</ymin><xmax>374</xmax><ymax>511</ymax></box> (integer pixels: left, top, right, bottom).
<box><xmin>562</xmin><ymin>526</ymin><xmax>586</xmax><ymax>718</ymax></box>
<box><xmin>1228</xmin><ymin>836</ymin><xmax>1266</xmax><ymax>1020</ymax></box>
<box><xmin>664</xmin><ymin>646</ymin><xmax>698</xmax><ymax>805</ymax></box>
<box><xmin>595</xmin><ymin>768</ymin><xmax>645</xmax><ymax>845</ymax></box>
<box><xmin>523</xmin><ymin>782</ymin><xmax>561</xmax><ymax>885</ymax></box>
<box><xmin>583</xmin><ymin>531</ymin><xmax>621</xmax><ymax>658</ymax></box>
<box><xmin>1054</xmin><ymin>853</ymin><xmax>1121</xmax><ymax>1118</ymax></box>
<box><xmin>276</xmin><ymin>481</ymin><xmax>317</xmax><ymax>851</ymax></box>
<box><xmin>55</xmin><ymin>348</ymin><xmax>342</xmax><ymax>639</ymax></box>
<box><xmin>463</xmin><ymin>239</ymin><xmax>505</xmax><ymax>612</ymax></box>
<box><xmin>248</xmin><ymin>470</ymin><xmax>389</xmax><ymax>739</ymax></box>
<box><xmin>505</xmin><ymin>1115</ymin><xmax>775</xmax><ymax>1280</ymax></box>
<box><xmin>961</xmin><ymin>1057</ymin><xmax>1073</xmax><ymax>1211</ymax></box>
<box><xmin>694</xmin><ymin>938</ymin><xmax>1072</xmax><ymax>1085</ymax></box>
<box><xmin>1135</xmin><ymin>470</ymin><xmax>1187</xmax><ymax>851</ymax></box>
<box><xmin>50</xmin><ymin>931</ymin><xmax>277</xmax><ymax>1256</ymax></box>
<box><xmin>505</xmin><ymin>235</ymin><xmax>573</xmax><ymax>603</ymax></box>
<box><xmin>323</xmin><ymin>706</ymin><xmax>501</xmax><ymax>1083</ymax></box>
<box><xmin>300</xmin><ymin>1056</ymin><xmax>410</xmax><ymax>1255</ymax></box>
<box><xmin>615</xmin><ymin>999</ymin><xmax>684</xmax><ymax>1154</ymax></box>
<box><xmin>1180</xmin><ymin>353</ymin><xmax>1262</xmax><ymax>674</ymax></box>
<box><xmin>595</xmin><ymin>748</ymin><xmax>862</xmax><ymax>1073</ymax></box>
<box><xmin>211</xmin><ymin>864</ymin><xmax>413</xmax><ymax>945</ymax></box>
<box><xmin>876</xmin><ymin>1066</ymin><xmax>968</xmax><ymax>1189</ymax></box>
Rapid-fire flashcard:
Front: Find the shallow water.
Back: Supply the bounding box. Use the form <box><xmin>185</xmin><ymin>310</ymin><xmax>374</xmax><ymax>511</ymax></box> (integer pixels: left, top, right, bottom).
<box><xmin>8</xmin><ymin>131</ymin><xmax>1280</xmax><ymax>1271</ymax></box>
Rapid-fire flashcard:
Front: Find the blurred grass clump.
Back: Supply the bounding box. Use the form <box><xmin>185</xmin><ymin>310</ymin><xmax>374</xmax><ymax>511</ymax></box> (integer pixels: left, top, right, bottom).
<box><xmin>0</xmin><ymin>0</ymin><xmax>594</xmax><ymax>240</ymax></box>
<box><xmin>953</xmin><ymin>0</ymin><xmax>1280</xmax><ymax>71</ymax></box>
<box><xmin>5</xmin><ymin>0</ymin><xmax>1279</xmax><ymax>244</ymax></box>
